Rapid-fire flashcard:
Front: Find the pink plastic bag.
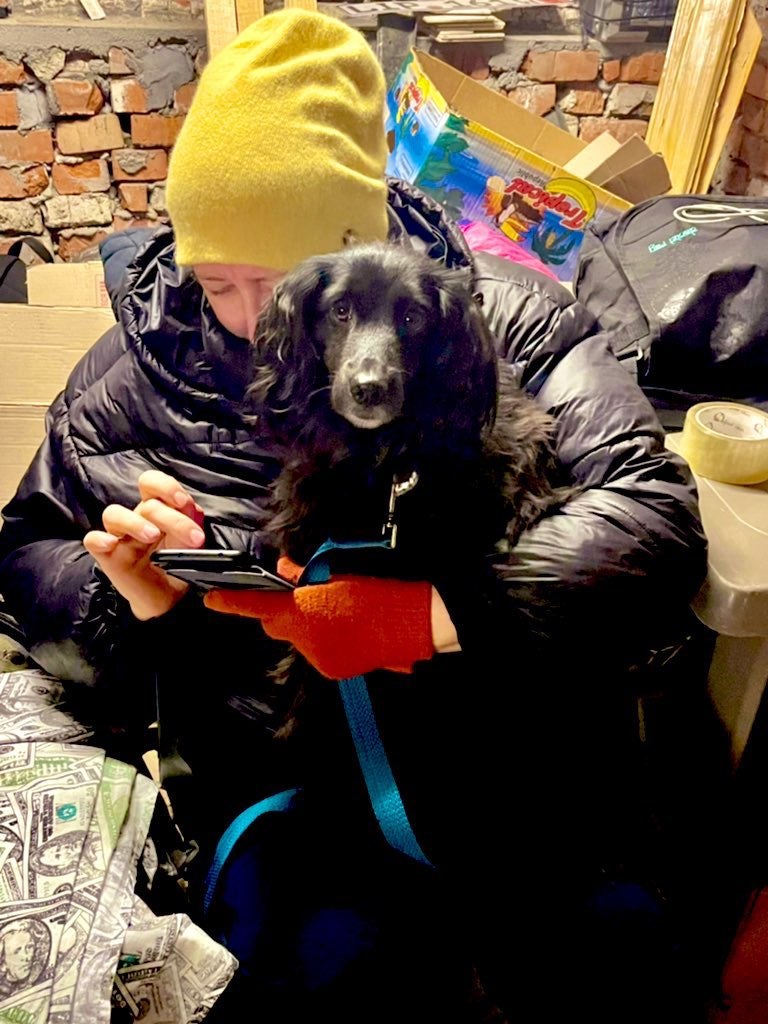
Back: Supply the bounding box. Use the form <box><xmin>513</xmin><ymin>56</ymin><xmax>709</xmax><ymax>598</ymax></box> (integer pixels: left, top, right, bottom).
<box><xmin>459</xmin><ymin>220</ymin><xmax>560</xmax><ymax>282</ymax></box>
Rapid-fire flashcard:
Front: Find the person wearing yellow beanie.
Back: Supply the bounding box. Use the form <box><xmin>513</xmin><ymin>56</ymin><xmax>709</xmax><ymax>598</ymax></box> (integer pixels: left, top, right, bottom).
<box><xmin>0</xmin><ymin>7</ymin><xmax>713</xmax><ymax>1022</ymax></box>
<box><xmin>166</xmin><ymin>8</ymin><xmax>390</xmax><ymax>272</ymax></box>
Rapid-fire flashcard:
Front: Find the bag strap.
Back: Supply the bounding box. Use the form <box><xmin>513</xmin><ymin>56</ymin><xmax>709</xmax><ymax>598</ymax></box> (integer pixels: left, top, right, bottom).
<box><xmin>203</xmin><ymin>788</ymin><xmax>300</xmax><ymax>914</ymax></box>
<box><xmin>300</xmin><ymin>539</ymin><xmax>433</xmax><ymax>868</ymax></box>
<box><xmin>7</xmin><ymin>236</ymin><xmax>54</xmax><ymax>263</ymax></box>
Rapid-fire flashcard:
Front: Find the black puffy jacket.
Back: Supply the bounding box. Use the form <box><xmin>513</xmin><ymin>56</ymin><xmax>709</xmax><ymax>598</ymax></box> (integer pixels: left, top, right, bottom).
<box><xmin>0</xmin><ymin>183</ymin><xmax>708</xmax><ymax>865</ymax></box>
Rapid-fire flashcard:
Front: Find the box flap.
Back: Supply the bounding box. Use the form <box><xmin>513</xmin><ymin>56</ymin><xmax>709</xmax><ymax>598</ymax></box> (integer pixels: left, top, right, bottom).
<box><xmin>26</xmin><ymin>262</ymin><xmax>111</xmax><ymax>309</ymax></box>
<box><xmin>589</xmin><ymin>135</ymin><xmax>653</xmax><ymax>186</ymax></box>
<box><xmin>562</xmin><ymin>134</ymin><xmax>622</xmax><ymax>181</ymax></box>
<box><xmin>414</xmin><ymin>50</ymin><xmax>585</xmax><ymax>165</ymax></box>
<box><xmin>600</xmin><ymin>153</ymin><xmax>672</xmax><ymax>204</ymax></box>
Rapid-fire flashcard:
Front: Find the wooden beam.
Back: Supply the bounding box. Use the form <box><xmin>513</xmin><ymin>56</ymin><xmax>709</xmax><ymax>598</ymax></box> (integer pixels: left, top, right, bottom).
<box><xmin>204</xmin><ymin>0</ymin><xmax>239</xmax><ymax>58</ymax></box>
<box><xmin>646</xmin><ymin>0</ymin><xmax>759</xmax><ymax>193</ymax></box>
<box><xmin>235</xmin><ymin>0</ymin><xmax>264</xmax><ymax>33</ymax></box>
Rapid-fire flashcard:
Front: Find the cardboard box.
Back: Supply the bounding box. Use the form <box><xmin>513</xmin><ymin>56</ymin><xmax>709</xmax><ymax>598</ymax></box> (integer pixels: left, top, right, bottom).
<box><xmin>386</xmin><ymin>50</ymin><xmax>668</xmax><ymax>282</ymax></box>
<box><xmin>26</xmin><ymin>261</ymin><xmax>111</xmax><ymax>310</ymax></box>
<box><xmin>563</xmin><ymin>133</ymin><xmax>671</xmax><ymax>206</ymax></box>
<box><xmin>0</xmin><ymin>305</ymin><xmax>115</xmax><ymax>406</ymax></box>
<box><xmin>561</xmin><ymin>133</ymin><xmax>622</xmax><ymax>181</ymax></box>
<box><xmin>0</xmin><ymin>303</ymin><xmax>116</xmax><ymax>504</ymax></box>
<box><xmin>0</xmin><ymin>404</ymin><xmax>48</xmax><ymax>510</ymax></box>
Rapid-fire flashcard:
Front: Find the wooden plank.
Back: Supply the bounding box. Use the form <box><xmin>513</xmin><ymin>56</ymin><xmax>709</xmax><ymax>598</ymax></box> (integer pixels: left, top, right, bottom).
<box><xmin>646</xmin><ymin>0</ymin><xmax>748</xmax><ymax>193</ymax></box>
<box><xmin>695</xmin><ymin>6</ymin><xmax>762</xmax><ymax>192</ymax></box>
<box><xmin>235</xmin><ymin>0</ymin><xmax>264</xmax><ymax>32</ymax></box>
<box><xmin>422</xmin><ymin>13</ymin><xmax>504</xmax><ymax>26</ymax></box>
<box><xmin>204</xmin><ymin>0</ymin><xmax>239</xmax><ymax>59</ymax></box>
<box><xmin>433</xmin><ymin>29</ymin><xmax>504</xmax><ymax>41</ymax></box>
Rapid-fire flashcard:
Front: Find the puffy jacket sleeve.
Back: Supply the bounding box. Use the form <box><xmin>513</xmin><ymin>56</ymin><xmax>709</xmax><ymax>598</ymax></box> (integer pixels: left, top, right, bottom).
<box><xmin>440</xmin><ymin>254</ymin><xmax>708</xmax><ymax>665</ymax></box>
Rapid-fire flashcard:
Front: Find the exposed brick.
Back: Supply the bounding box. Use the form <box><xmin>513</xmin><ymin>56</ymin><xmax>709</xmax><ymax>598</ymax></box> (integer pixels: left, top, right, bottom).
<box><xmin>0</xmin><ymin>129</ymin><xmax>55</xmax><ymax>165</ymax></box>
<box><xmin>739</xmin><ymin>129</ymin><xmax>768</xmax><ymax>176</ymax></box>
<box><xmin>50</xmin><ymin>79</ymin><xmax>104</xmax><ymax>118</ymax></box>
<box><xmin>111</xmin><ymin>147</ymin><xmax>168</xmax><ymax>181</ymax></box>
<box><xmin>0</xmin><ymin>199</ymin><xmax>43</xmax><ymax>234</ymax></box>
<box><xmin>746</xmin><ymin>176</ymin><xmax>768</xmax><ymax>198</ymax></box>
<box><xmin>606</xmin><ymin>83</ymin><xmax>657</xmax><ymax>118</ymax></box>
<box><xmin>111</xmin><ymin>214</ymin><xmax>157</xmax><ymax>231</ymax></box>
<box><xmin>0</xmin><ymin>59</ymin><xmax>26</xmax><ymax>86</ymax></box>
<box><xmin>521</xmin><ymin>51</ymin><xmax>555</xmax><ymax>82</ymax></box>
<box><xmin>56</xmin><ymin>114</ymin><xmax>125</xmax><ymax>155</ymax></box>
<box><xmin>173</xmin><ymin>81</ymin><xmax>197</xmax><ymax>113</ymax></box>
<box><xmin>56</xmin><ymin>229</ymin><xmax>111</xmax><ymax>261</ymax></box>
<box><xmin>508</xmin><ymin>84</ymin><xmax>556</xmax><ymax>117</ymax></box>
<box><xmin>0</xmin><ymin>164</ymin><xmax>49</xmax><ymax>199</ymax></box>
<box><xmin>118</xmin><ymin>181</ymin><xmax>148</xmax><ymax>212</ymax></box>
<box><xmin>108</xmin><ymin>47</ymin><xmax>136</xmax><ymax>76</ymax></box>
<box><xmin>602</xmin><ymin>59</ymin><xmax>620</xmax><ymax>84</ymax></box>
<box><xmin>52</xmin><ymin>158</ymin><xmax>111</xmax><ymax>194</ymax></box>
<box><xmin>579</xmin><ymin>117</ymin><xmax>649</xmax><ymax>144</ymax></box>
<box><xmin>723</xmin><ymin>161</ymin><xmax>749</xmax><ymax>195</ymax></box>
<box><xmin>742</xmin><ymin>94</ymin><xmax>766</xmax><ymax>136</ymax></box>
<box><xmin>44</xmin><ymin>193</ymin><xmax>113</xmax><ymax>229</ymax></box>
<box><xmin>111</xmin><ymin>78</ymin><xmax>149</xmax><ymax>114</ymax></box>
<box><xmin>552</xmin><ymin>50</ymin><xmax>600</xmax><ymax>83</ymax></box>
<box><xmin>0</xmin><ymin>93</ymin><xmax>19</xmax><ymax>128</ymax></box>
<box><xmin>559</xmin><ymin>86</ymin><xmax>604</xmax><ymax>116</ymax></box>
<box><xmin>746</xmin><ymin>62</ymin><xmax>768</xmax><ymax>102</ymax></box>
<box><xmin>620</xmin><ymin>52</ymin><xmax>666</xmax><ymax>85</ymax></box>
<box><xmin>130</xmin><ymin>114</ymin><xmax>185</xmax><ymax>148</ymax></box>
<box><xmin>523</xmin><ymin>49</ymin><xmax>600</xmax><ymax>83</ymax></box>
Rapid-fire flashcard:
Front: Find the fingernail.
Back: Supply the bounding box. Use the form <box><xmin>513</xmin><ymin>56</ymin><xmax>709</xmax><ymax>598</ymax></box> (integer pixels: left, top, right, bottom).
<box><xmin>174</xmin><ymin>491</ymin><xmax>189</xmax><ymax>509</ymax></box>
<box><xmin>141</xmin><ymin>525</ymin><xmax>162</xmax><ymax>542</ymax></box>
<box><xmin>189</xmin><ymin>528</ymin><xmax>206</xmax><ymax>546</ymax></box>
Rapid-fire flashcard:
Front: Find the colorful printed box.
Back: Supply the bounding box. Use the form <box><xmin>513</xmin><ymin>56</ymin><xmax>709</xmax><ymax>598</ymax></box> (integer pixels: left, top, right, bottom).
<box><xmin>386</xmin><ymin>49</ymin><xmax>633</xmax><ymax>282</ymax></box>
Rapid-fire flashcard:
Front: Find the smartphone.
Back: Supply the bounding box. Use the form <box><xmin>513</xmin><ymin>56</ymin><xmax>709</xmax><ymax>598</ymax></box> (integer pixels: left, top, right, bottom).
<box><xmin>150</xmin><ymin>549</ymin><xmax>295</xmax><ymax>591</ymax></box>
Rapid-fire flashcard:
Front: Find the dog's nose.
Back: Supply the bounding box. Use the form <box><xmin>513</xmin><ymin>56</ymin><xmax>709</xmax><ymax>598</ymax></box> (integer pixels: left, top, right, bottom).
<box><xmin>350</xmin><ymin>380</ymin><xmax>387</xmax><ymax>407</ymax></box>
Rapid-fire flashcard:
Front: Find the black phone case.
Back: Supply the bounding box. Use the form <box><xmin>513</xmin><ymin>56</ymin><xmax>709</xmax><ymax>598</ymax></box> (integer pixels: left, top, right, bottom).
<box><xmin>150</xmin><ymin>550</ymin><xmax>295</xmax><ymax>591</ymax></box>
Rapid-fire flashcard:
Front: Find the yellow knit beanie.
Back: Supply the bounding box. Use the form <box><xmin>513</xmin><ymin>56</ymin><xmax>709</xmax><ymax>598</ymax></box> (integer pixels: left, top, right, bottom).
<box><xmin>166</xmin><ymin>9</ymin><xmax>389</xmax><ymax>271</ymax></box>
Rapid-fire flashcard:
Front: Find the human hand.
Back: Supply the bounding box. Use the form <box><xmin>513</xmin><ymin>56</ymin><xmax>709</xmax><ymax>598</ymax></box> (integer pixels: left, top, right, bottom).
<box><xmin>204</xmin><ymin>576</ymin><xmax>435</xmax><ymax>679</ymax></box>
<box><xmin>83</xmin><ymin>470</ymin><xmax>207</xmax><ymax>620</ymax></box>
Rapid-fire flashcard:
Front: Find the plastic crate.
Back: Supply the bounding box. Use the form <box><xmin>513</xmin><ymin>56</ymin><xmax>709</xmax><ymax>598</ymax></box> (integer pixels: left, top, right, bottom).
<box><xmin>580</xmin><ymin>0</ymin><xmax>678</xmax><ymax>39</ymax></box>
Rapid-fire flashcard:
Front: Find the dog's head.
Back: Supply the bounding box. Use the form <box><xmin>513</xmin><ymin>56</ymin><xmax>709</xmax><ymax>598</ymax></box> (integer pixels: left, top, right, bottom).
<box><xmin>250</xmin><ymin>243</ymin><xmax>498</xmax><ymax>450</ymax></box>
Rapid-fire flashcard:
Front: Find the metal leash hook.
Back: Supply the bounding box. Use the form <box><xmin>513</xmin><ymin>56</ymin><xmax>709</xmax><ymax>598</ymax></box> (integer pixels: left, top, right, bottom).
<box><xmin>382</xmin><ymin>470</ymin><xmax>419</xmax><ymax>549</ymax></box>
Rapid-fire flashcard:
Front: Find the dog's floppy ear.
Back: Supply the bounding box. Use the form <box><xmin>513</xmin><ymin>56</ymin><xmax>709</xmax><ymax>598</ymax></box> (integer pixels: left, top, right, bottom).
<box><xmin>249</xmin><ymin>258</ymin><xmax>328</xmax><ymax>433</ymax></box>
<box><xmin>429</xmin><ymin>268</ymin><xmax>498</xmax><ymax>436</ymax></box>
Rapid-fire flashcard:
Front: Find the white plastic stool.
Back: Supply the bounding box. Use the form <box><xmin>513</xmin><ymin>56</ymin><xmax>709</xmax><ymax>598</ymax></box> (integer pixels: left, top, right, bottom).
<box><xmin>668</xmin><ymin>432</ymin><xmax>768</xmax><ymax>767</ymax></box>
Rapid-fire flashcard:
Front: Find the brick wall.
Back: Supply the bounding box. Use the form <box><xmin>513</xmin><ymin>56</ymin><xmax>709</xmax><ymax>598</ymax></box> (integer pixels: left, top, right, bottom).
<box><xmin>0</xmin><ymin>39</ymin><xmax>204</xmax><ymax>258</ymax></box>
<box><xmin>714</xmin><ymin>52</ymin><xmax>768</xmax><ymax>197</ymax></box>
<box><xmin>447</xmin><ymin>41</ymin><xmax>665</xmax><ymax>143</ymax></box>
<box><xmin>1</xmin><ymin>17</ymin><xmax>764</xmax><ymax>258</ymax></box>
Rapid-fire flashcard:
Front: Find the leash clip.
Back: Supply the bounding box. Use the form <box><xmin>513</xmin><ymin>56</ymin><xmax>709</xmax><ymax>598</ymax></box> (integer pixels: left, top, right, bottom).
<box><xmin>382</xmin><ymin>470</ymin><xmax>419</xmax><ymax>549</ymax></box>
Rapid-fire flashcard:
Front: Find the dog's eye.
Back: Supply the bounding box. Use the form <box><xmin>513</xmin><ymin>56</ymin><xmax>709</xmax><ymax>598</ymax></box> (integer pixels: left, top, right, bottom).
<box><xmin>402</xmin><ymin>310</ymin><xmax>426</xmax><ymax>332</ymax></box>
<box><xmin>332</xmin><ymin>302</ymin><xmax>351</xmax><ymax>322</ymax></box>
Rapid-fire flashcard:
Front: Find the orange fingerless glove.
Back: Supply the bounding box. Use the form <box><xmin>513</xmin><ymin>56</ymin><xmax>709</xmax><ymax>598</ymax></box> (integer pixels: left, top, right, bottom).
<box><xmin>204</xmin><ymin>576</ymin><xmax>434</xmax><ymax>680</ymax></box>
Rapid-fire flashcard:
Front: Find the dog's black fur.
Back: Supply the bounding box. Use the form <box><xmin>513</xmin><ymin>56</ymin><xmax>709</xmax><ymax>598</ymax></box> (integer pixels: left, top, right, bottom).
<box><xmin>250</xmin><ymin>242</ymin><xmax>574</xmax><ymax>577</ymax></box>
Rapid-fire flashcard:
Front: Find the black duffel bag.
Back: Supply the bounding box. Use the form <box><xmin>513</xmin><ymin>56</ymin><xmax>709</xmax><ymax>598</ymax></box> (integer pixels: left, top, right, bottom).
<box><xmin>574</xmin><ymin>196</ymin><xmax>768</xmax><ymax>429</ymax></box>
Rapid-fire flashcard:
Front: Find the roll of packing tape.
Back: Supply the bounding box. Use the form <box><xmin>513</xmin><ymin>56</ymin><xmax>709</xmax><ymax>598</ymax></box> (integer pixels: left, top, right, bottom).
<box><xmin>679</xmin><ymin>402</ymin><xmax>768</xmax><ymax>485</ymax></box>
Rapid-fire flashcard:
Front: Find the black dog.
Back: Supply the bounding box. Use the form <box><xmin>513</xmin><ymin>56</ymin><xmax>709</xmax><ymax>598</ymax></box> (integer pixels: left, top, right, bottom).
<box><xmin>250</xmin><ymin>242</ymin><xmax>574</xmax><ymax>578</ymax></box>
